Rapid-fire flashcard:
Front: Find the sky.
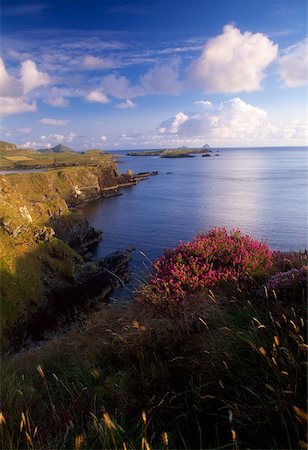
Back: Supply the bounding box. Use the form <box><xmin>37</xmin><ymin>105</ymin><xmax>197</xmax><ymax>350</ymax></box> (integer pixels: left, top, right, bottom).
<box><xmin>0</xmin><ymin>0</ymin><xmax>307</xmax><ymax>150</ymax></box>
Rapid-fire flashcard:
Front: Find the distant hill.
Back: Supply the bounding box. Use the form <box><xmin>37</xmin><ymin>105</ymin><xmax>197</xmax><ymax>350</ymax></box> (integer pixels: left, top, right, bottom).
<box><xmin>38</xmin><ymin>144</ymin><xmax>75</xmax><ymax>154</ymax></box>
<box><xmin>0</xmin><ymin>141</ymin><xmax>17</xmax><ymax>151</ymax></box>
<box><xmin>202</xmin><ymin>144</ymin><xmax>211</xmax><ymax>150</ymax></box>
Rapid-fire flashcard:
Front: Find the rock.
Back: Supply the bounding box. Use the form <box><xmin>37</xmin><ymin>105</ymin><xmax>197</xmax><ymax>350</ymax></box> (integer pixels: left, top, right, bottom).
<box><xmin>202</xmin><ymin>154</ymin><xmax>211</xmax><ymax>157</ymax></box>
<box><xmin>34</xmin><ymin>226</ymin><xmax>56</xmax><ymax>242</ymax></box>
<box><xmin>83</xmin><ymin>251</ymin><xmax>95</xmax><ymax>261</ymax></box>
<box><xmin>19</xmin><ymin>206</ymin><xmax>32</xmax><ymax>223</ymax></box>
<box><xmin>102</xmin><ymin>248</ymin><xmax>134</xmax><ymax>273</ymax></box>
<box><xmin>51</xmin><ymin>214</ymin><xmax>102</xmax><ymax>250</ymax></box>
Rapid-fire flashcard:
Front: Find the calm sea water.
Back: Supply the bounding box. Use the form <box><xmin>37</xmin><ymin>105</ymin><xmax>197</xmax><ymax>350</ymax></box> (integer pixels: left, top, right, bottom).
<box><xmin>78</xmin><ymin>147</ymin><xmax>308</xmax><ymax>281</ymax></box>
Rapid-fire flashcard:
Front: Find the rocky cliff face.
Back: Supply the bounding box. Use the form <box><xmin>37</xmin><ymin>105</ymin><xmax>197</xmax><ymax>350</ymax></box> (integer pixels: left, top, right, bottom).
<box><xmin>0</xmin><ymin>162</ymin><xmax>137</xmax><ymax>350</ymax></box>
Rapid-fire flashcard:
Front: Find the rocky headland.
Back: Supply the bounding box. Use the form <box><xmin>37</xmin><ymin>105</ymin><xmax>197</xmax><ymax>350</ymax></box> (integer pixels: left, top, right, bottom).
<box><xmin>0</xmin><ymin>161</ymin><xmax>155</xmax><ymax>351</ymax></box>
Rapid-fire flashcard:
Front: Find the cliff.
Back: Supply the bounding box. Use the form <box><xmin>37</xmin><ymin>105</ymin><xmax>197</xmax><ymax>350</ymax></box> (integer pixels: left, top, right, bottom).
<box><xmin>0</xmin><ymin>162</ymin><xmax>138</xmax><ymax>349</ymax></box>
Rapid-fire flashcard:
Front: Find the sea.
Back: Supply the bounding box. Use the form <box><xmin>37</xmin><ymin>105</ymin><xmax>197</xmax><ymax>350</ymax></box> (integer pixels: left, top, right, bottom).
<box><xmin>77</xmin><ymin>146</ymin><xmax>308</xmax><ymax>289</ymax></box>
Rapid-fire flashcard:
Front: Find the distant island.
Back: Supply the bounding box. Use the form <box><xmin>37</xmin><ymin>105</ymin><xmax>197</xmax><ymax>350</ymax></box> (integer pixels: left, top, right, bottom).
<box><xmin>127</xmin><ymin>145</ymin><xmax>212</xmax><ymax>158</ymax></box>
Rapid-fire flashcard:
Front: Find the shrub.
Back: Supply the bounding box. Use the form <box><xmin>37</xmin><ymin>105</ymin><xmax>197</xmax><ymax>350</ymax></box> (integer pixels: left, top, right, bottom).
<box><xmin>147</xmin><ymin>228</ymin><xmax>273</xmax><ymax>302</ymax></box>
<box><xmin>264</xmin><ymin>265</ymin><xmax>308</xmax><ymax>305</ymax></box>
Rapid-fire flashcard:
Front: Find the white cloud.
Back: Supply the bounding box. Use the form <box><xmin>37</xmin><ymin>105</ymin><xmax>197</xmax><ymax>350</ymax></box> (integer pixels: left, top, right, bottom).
<box><xmin>188</xmin><ymin>24</ymin><xmax>278</xmax><ymax>93</ymax></box>
<box><xmin>45</xmin><ymin>96</ymin><xmax>69</xmax><ymax>107</ymax></box>
<box><xmin>67</xmin><ymin>132</ymin><xmax>76</xmax><ymax>142</ymax></box>
<box><xmin>101</xmin><ymin>135</ymin><xmax>107</xmax><ymax>142</ymax></box>
<box><xmin>279</xmin><ymin>38</ymin><xmax>308</xmax><ymax>87</ymax></box>
<box><xmin>116</xmin><ymin>99</ymin><xmax>137</xmax><ymax>109</ymax></box>
<box><xmin>101</xmin><ymin>60</ymin><xmax>182</xmax><ymax>100</ymax></box>
<box><xmin>159</xmin><ymin>112</ymin><xmax>189</xmax><ymax>134</ymax></box>
<box><xmin>0</xmin><ymin>57</ymin><xmax>51</xmax><ymax>116</ymax></box>
<box><xmin>0</xmin><ymin>97</ymin><xmax>37</xmax><ymax>116</ymax></box>
<box><xmin>19</xmin><ymin>127</ymin><xmax>32</xmax><ymax>133</ymax></box>
<box><xmin>81</xmin><ymin>55</ymin><xmax>116</xmax><ymax>70</ymax></box>
<box><xmin>159</xmin><ymin>98</ymin><xmax>281</xmax><ymax>146</ymax></box>
<box><xmin>20</xmin><ymin>141</ymin><xmax>39</xmax><ymax>149</ymax></box>
<box><xmin>139</xmin><ymin>59</ymin><xmax>182</xmax><ymax>94</ymax></box>
<box><xmin>20</xmin><ymin>59</ymin><xmax>51</xmax><ymax>94</ymax></box>
<box><xmin>40</xmin><ymin>132</ymin><xmax>76</xmax><ymax>144</ymax></box>
<box><xmin>39</xmin><ymin>118</ymin><xmax>69</xmax><ymax>126</ymax></box>
<box><xmin>85</xmin><ymin>90</ymin><xmax>109</xmax><ymax>103</ymax></box>
<box><xmin>0</xmin><ymin>58</ymin><xmax>22</xmax><ymax>96</ymax></box>
<box><xmin>100</xmin><ymin>74</ymin><xmax>138</xmax><ymax>99</ymax></box>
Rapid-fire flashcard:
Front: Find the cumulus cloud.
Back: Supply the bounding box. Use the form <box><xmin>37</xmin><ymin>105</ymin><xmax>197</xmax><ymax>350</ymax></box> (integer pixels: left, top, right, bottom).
<box><xmin>100</xmin><ymin>60</ymin><xmax>182</xmax><ymax>100</ymax></box>
<box><xmin>85</xmin><ymin>90</ymin><xmax>109</xmax><ymax>103</ymax></box>
<box><xmin>158</xmin><ymin>98</ymin><xmax>279</xmax><ymax>146</ymax></box>
<box><xmin>0</xmin><ymin>58</ymin><xmax>22</xmax><ymax>96</ymax></box>
<box><xmin>159</xmin><ymin>112</ymin><xmax>189</xmax><ymax>133</ymax></box>
<box><xmin>100</xmin><ymin>74</ymin><xmax>138</xmax><ymax>99</ymax></box>
<box><xmin>279</xmin><ymin>38</ymin><xmax>308</xmax><ymax>87</ymax></box>
<box><xmin>0</xmin><ymin>97</ymin><xmax>37</xmax><ymax>116</ymax></box>
<box><xmin>0</xmin><ymin>57</ymin><xmax>51</xmax><ymax>116</ymax></box>
<box><xmin>40</xmin><ymin>131</ymin><xmax>76</xmax><ymax>145</ymax></box>
<box><xmin>101</xmin><ymin>136</ymin><xmax>107</xmax><ymax>142</ymax></box>
<box><xmin>188</xmin><ymin>24</ymin><xmax>278</xmax><ymax>93</ymax></box>
<box><xmin>39</xmin><ymin>118</ymin><xmax>69</xmax><ymax>126</ymax></box>
<box><xmin>20</xmin><ymin>59</ymin><xmax>51</xmax><ymax>94</ymax></box>
<box><xmin>81</xmin><ymin>55</ymin><xmax>116</xmax><ymax>70</ymax></box>
<box><xmin>116</xmin><ymin>99</ymin><xmax>137</xmax><ymax>109</ymax></box>
<box><xmin>45</xmin><ymin>96</ymin><xmax>69</xmax><ymax>107</ymax></box>
<box><xmin>139</xmin><ymin>59</ymin><xmax>182</xmax><ymax>94</ymax></box>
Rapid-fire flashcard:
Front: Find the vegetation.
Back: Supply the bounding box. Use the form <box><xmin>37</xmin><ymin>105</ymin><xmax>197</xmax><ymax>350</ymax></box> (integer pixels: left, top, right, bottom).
<box><xmin>127</xmin><ymin>149</ymin><xmax>208</xmax><ymax>157</ymax></box>
<box><xmin>0</xmin><ymin>162</ymin><xmax>126</xmax><ymax>342</ymax></box>
<box><xmin>1</xmin><ymin>232</ymin><xmax>307</xmax><ymax>449</ymax></box>
<box><xmin>0</xmin><ymin>141</ymin><xmax>112</xmax><ymax>170</ymax></box>
<box><xmin>144</xmin><ymin>228</ymin><xmax>273</xmax><ymax>302</ymax></box>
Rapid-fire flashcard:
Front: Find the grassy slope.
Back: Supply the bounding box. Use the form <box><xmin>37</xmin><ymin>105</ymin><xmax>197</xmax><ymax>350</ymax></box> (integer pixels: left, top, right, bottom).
<box><xmin>0</xmin><ymin>161</ymin><xmax>121</xmax><ymax>337</ymax></box>
<box><xmin>0</xmin><ymin>146</ymin><xmax>112</xmax><ymax>169</ymax></box>
<box><xmin>0</xmin><ymin>253</ymin><xmax>307</xmax><ymax>450</ymax></box>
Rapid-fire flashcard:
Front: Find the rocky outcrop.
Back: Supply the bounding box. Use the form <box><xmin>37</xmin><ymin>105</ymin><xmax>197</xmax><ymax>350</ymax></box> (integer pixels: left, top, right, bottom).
<box><xmin>8</xmin><ymin>248</ymin><xmax>134</xmax><ymax>349</ymax></box>
<box><xmin>0</xmin><ymin>162</ymin><xmax>153</xmax><ymax>350</ymax></box>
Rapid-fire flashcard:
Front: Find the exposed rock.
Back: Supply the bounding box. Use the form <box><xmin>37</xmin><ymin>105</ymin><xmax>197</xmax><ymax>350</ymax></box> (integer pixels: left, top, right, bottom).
<box><xmin>202</xmin><ymin>154</ymin><xmax>211</xmax><ymax>157</ymax></box>
<box><xmin>34</xmin><ymin>226</ymin><xmax>55</xmax><ymax>242</ymax></box>
<box><xmin>19</xmin><ymin>206</ymin><xmax>32</xmax><ymax>223</ymax></box>
<box><xmin>51</xmin><ymin>214</ymin><xmax>102</xmax><ymax>250</ymax></box>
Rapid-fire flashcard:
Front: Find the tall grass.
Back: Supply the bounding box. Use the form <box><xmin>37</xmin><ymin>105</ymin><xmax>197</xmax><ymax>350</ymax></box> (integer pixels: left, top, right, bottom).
<box><xmin>1</xmin><ymin>240</ymin><xmax>307</xmax><ymax>449</ymax></box>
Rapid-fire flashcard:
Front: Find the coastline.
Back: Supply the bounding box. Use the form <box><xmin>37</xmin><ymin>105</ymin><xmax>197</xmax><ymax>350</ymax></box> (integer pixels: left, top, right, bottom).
<box><xmin>0</xmin><ymin>162</ymin><xmax>157</xmax><ymax>351</ymax></box>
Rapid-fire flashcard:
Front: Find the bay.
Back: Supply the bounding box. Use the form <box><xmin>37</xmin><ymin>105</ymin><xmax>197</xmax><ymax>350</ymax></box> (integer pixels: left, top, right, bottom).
<box><xmin>77</xmin><ymin>147</ymin><xmax>308</xmax><ymax>284</ymax></box>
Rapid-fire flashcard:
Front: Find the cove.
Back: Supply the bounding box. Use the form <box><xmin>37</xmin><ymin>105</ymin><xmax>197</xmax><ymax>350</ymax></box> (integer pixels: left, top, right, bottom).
<box><xmin>77</xmin><ymin>146</ymin><xmax>308</xmax><ymax>288</ymax></box>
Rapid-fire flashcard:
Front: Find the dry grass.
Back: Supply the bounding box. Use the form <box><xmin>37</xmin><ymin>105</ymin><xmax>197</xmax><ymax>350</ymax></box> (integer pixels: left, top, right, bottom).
<box><xmin>1</xmin><ymin>288</ymin><xmax>307</xmax><ymax>449</ymax></box>
<box><xmin>4</xmin><ymin>156</ymin><xmax>34</xmax><ymax>161</ymax></box>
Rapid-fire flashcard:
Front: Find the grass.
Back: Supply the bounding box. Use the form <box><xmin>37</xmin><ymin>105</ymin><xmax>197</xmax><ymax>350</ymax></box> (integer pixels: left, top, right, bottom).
<box><xmin>0</xmin><ymin>147</ymin><xmax>113</xmax><ymax>170</ymax></box>
<box><xmin>1</xmin><ymin>264</ymin><xmax>306</xmax><ymax>449</ymax></box>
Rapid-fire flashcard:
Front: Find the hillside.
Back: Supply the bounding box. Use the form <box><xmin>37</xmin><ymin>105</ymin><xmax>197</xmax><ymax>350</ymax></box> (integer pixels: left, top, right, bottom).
<box><xmin>0</xmin><ymin>141</ymin><xmax>114</xmax><ymax>170</ymax></box>
<box><xmin>38</xmin><ymin>143</ymin><xmax>75</xmax><ymax>154</ymax></box>
<box><xmin>0</xmin><ymin>162</ymin><xmax>137</xmax><ymax>348</ymax></box>
<box><xmin>0</xmin><ymin>141</ymin><xmax>18</xmax><ymax>151</ymax></box>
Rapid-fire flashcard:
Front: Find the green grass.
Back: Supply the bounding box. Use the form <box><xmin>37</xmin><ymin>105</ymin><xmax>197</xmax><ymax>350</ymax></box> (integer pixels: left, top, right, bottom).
<box><xmin>0</xmin><ymin>147</ymin><xmax>113</xmax><ymax>170</ymax></box>
<box><xmin>1</xmin><ymin>281</ymin><xmax>306</xmax><ymax>449</ymax></box>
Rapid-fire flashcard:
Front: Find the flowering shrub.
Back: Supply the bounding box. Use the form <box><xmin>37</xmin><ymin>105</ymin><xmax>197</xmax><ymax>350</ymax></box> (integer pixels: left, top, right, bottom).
<box><xmin>264</xmin><ymin>266</ymin><xmax>308</xmax><ymax>305</ymax></box>
<box><xmin>148</xmin><ymin>228</ymin><xmax>273</xmax><ymax>302</ymax></box>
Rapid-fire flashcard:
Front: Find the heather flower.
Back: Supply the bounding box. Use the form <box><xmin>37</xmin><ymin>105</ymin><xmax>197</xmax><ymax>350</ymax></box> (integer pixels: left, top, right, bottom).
<box><xmin>146</xmin><ymin>228</ymin><xmax>273</xmax><ymax>303</ymax></box>
<box><xmin>264</xmin><ymin>266</ymin><xmax>307</xmax><ymax>305</ymax></box>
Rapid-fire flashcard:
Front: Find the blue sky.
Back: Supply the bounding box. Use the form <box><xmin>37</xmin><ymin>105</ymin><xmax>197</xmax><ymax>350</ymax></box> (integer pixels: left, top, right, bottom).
<box><xmin>0</xmin><ymin>0</ymin><xmax>307</xmax><ymax>149</ymax></box>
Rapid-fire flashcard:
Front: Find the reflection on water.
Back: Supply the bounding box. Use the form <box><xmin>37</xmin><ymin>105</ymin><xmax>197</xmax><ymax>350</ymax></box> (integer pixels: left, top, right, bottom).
<box><xmin>78</xmin><ymin>147</ymin><xmax>308</xmax><ymax>274</ymax></box>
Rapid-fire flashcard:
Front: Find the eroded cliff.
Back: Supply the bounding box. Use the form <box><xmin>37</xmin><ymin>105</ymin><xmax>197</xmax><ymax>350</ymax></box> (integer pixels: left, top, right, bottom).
<box><xmin>0</xmin><ymin>162</ymin><xmax>138</xmax><ymax>349</ymax></box>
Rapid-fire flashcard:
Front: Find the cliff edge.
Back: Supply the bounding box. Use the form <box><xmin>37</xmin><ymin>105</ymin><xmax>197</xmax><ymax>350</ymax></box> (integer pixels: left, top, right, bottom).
<box><xmin>0</xmin><ymin>162</ymin><xmax>137</xmax><ymax>349</ymax></box>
